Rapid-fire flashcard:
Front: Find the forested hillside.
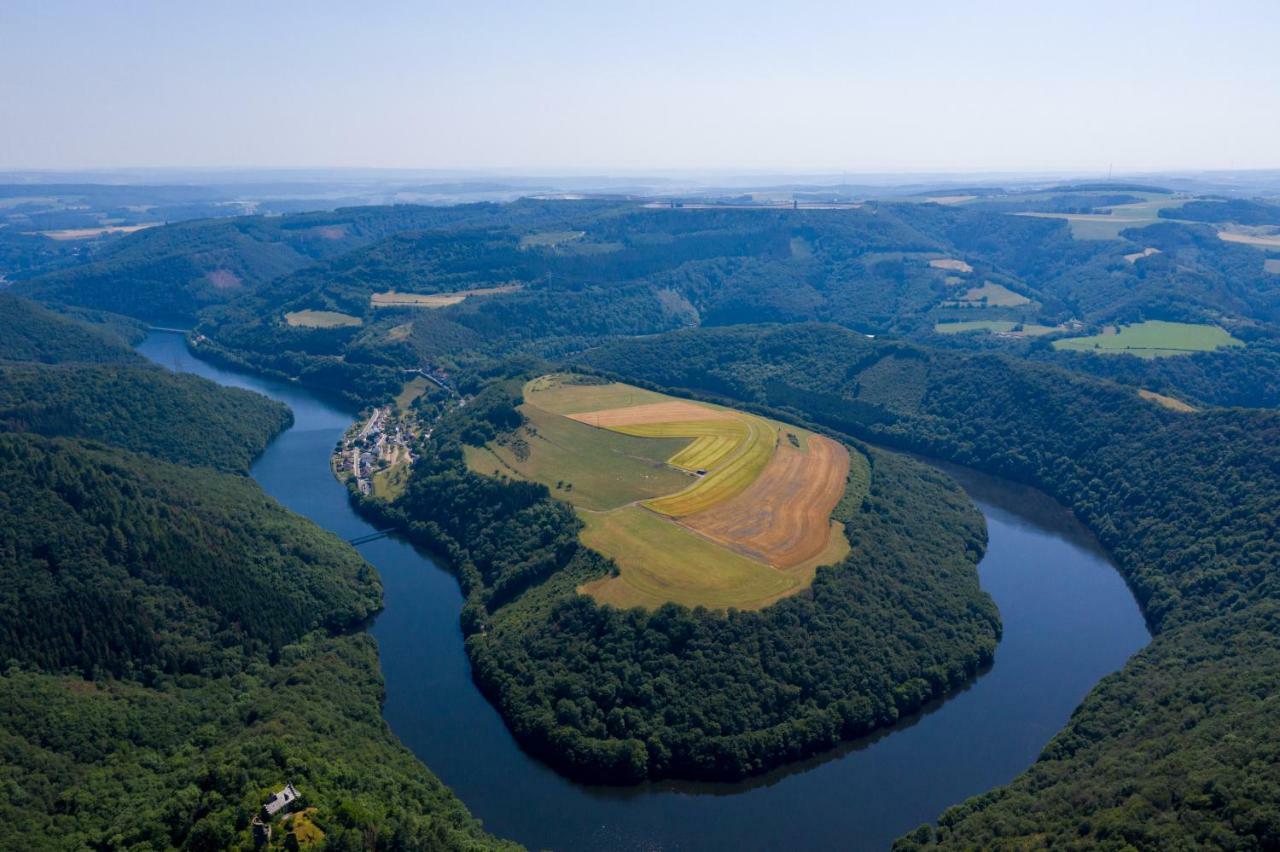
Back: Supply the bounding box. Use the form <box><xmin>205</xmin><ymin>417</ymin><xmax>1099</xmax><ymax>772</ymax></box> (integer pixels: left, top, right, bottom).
<box><xmin>357</xmin><ymin>373</ymin><xmax>1000</xmax><ymax>782</ymax></box>
<box><xmin>0</xmin><ymin>293</ymin><xmax>142</xmax><ymax>364</ymax></box>
<box><xmin>0</xmin><ymin>309</ymin><xmax>511</xmax><ymax>850</ymax></box>
<box><xmin>0</xmin><ymin>364</ymin><xmax>291</xmax><ymax>472</ymax></box>
<box><xmin>581</xmin><ymin>324</ymin><xmax>1280</xmax><ymax>848</ymax></box>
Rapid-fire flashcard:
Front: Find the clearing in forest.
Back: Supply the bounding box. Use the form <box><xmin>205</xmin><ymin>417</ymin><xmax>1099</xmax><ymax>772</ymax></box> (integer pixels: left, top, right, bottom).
<box><xmin>946</xmin><ymin>281</ymin><xmax>1030</xmax><ymax>307</ymax></box>
<box><xmin>284</xmin><ymin>309</ymin><xmax>363</xmax><ymax>328</ymax></box>
<box><xmin>929</xmin><ymin>258</ymin><xmax>973</xmax><ymax>273</ymax></box>
<box><xmin>1054</xmin><ymin>320</ymin><xmax>1243</xmax><ymax>358</ymax></box>
<box><xmin>370</xmin><ymin>284</ymin><xmax>523</xmax><ymax>309</ymax></box>
<box><xmin>465</xmin><ymin>374</ymin><xmax>856</xmax><ymax>610</ymax></box>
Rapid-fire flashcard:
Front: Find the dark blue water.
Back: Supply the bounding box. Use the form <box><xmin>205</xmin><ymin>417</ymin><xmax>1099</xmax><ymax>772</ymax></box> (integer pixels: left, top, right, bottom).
<box><xmin>140</xmin><ymin>331</ymin><xmax>1150</xmax><ymax>851</ymax></box>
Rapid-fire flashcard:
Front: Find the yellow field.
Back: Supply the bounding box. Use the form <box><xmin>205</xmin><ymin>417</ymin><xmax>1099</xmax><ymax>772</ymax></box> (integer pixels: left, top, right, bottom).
<box><xmin>469</xmin><ymin>374</ymin><xmax>856</xmax><ymax>611</ymax></box>
<box><xmin>370</xmin><ymin>284</ymin><xmax>522</xmax><ymax>309</ymax></box>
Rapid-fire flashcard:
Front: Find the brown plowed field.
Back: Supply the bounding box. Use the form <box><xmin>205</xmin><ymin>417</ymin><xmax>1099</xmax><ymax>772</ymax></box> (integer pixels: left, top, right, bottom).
<box><xmin>680</xmin><ymin>435</ymin><xmax>849</xmax><ymax>568</ymax></box>
<box><xmin>567</xmin><ymin>400</ymin><xmax>736</xmax><ymax>427</ymax></box>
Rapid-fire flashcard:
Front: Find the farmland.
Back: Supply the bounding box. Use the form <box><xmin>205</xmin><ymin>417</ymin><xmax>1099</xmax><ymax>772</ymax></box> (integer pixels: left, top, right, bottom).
<box><xmin>1017</xmin><ymin>195</ymin><xmax>1188</xmax><ymax>239</ymax></box>
<box><xmin>1053</xmin><ymin>320</ymin><xmax>1244</xmax><ymax>358</ymax></box>
<box><xmin>370</xmin><ymin>284</ymin><xmax>523</xmax><ymax>309</ymax></box>
<box><xmin>946</xmin><ymin>281</ymin><xmax>1030</xmax><ymax>307</ymax></box>
<box><xmin>283</xmin><ymin>309</ymin><xmax>363</xmax><ymax>328</ymax></box>
<box><xmin>934</xmin><ymin>319</ymin><xmax>1060</xmax><ymax>336</ymax></box>
<box><xmin>466</xmin><ymin>374</ymin><xmax>855</xmax><ymax>610</ymax></box>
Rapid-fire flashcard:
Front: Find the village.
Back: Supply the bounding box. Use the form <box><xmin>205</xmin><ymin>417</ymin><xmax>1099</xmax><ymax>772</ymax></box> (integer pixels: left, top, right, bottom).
<box><xmin>332</xmin><ymin>367</ymin><xmax>463</xmax><ymax>499</ymax></box>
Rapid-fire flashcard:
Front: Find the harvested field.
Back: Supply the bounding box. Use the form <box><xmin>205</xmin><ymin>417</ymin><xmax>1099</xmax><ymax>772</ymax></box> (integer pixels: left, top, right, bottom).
<box><xmin>929</xmin><ymin>258</ymin><xmax>973</xmax><ymax>273</ymax></box>
<box><xmin>370</xmin><ymin>284</ymin><xmax>522</xmax><ymax>309</ymax></box>
<box><xmin>1124</xmin><ymin>247</ymin><xmax>1161</xmax><ymax>263</ymax></box>
<box><xmin>567</xmin><ymin>400</ymin><xmax>737</xmax><ymax>428</ymax></box>
<box><xmin>682</xmin><ymin>435</ymin><xmax>850</xmax><ymax>567</ymax></box>
<box><xmin>36</xmin><ymin>223</ymin><xmax>158</xmax><ymax>240</ymax></box>
<box><xmin>1139</xmin><ymin>389</ymin><xmax>1198</xmax><ymax>413</ymax></box>
<box><xmin>1265</xmin><ymin>259</ymin><xmax>1280</xmax><ymax>274</ymax></box>
<box><xmin>526</xmin><ymin>376</ymin><xmax>673</xmax><ymax>414</ymax></box>
<box><xmin>284</xmin><ymin>309</ymin><xmax>363</xmax><ymax>328</ymax></box>
<box><xmin>1218</xmin><ymin>230</ymin><xmax>1280</xmax><ymax>249</ymax></box>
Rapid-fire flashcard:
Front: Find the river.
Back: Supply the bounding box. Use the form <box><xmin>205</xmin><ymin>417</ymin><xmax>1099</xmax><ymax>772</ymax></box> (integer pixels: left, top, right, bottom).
<box><xmin>139</xmin><ymin>331</ymin><xmax>1150</xmax><ymax>851</ymax></box>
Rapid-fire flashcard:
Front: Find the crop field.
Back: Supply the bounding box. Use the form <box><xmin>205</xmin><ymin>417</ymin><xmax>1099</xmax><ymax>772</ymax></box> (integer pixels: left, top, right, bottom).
<box><xmin>934</xmin><ymin>320</ymin><xmax>1060</xmax><ymax>336</ymax></box>
<box><xmin>370</xmin><ymin>284</ymin><xmax>522</xmax><ymax>309</ymax></box>
<box><xmin>36</xmin><ymin>223</ymin><xmax>157</xmax><ymax>241</ymax></box>
<box><xmin>1017</xmin><ymin>196</ymin><xmax>1188</xmax><ymax>239</ymax></box>
<box><xmin>1218</xmin><ymin>230</ymin><xmax>1280</xmax><ymax>249</ymax></box>
<box><xmin>464</xmin><ymin>402</ymin><xmax>691</xmax><ymax>511</ymax></box>
<box><xmin>929</xmin><ymin>258</ymin><xmax>973</xmax><ymax>273</ymax></box>
<box><xmin>284</xmin><ymin>309</ymin><xmax>363</xmax><ymax>328</ymax></box>
<box><xmin>948</xmin><ymin>281</ymin><xmax>1031</xmax><ymax>307</ymax></box>
<box><xmin>469</xmin><ymin>374</ymin><xmax>856</xmax><ymax>610</ymax></box>
<box><xmin>1054</xmin><ymin>320</ymin><xmax>1243</xmax><ymax>358</ymax></box>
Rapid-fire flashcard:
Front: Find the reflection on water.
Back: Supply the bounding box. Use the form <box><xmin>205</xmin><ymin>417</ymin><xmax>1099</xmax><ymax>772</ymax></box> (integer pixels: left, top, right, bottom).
<box><xmin>140</xmin><ymin>331</ymin><xmax>1151</xmax><ymax>851</ymax></box>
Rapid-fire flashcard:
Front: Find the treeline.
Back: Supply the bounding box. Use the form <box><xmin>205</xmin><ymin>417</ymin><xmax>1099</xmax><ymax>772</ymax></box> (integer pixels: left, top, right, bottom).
<box><xmin>1164</xmin><ymin>198</ymin><xmax>1280</xmax><ymax>226</ymax></box>
<box><xmin>361</xmin><ymin>371</ymin><xmax>1000</xmax><ymax>782</ymax></box>
<box><xmin>580</xmin><ymin>323</ymin><xmax>1280</xmax><ymax>848</ymax></box>
<box><xmin>0</xmin><ymin>292</ymin><xmax>141</xmax><ymax>364</ymax></box>
<box><xmin>0</xmin><ymin>306</ymin><xmax>510</xmax><ymax>850</ymax></box>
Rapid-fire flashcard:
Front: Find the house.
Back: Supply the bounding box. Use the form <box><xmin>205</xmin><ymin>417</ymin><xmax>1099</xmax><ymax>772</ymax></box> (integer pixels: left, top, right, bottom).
<box><xmin>262</xmin><ymin>783</ymin><xmax>300</xmax><ymax>819</ymax></box>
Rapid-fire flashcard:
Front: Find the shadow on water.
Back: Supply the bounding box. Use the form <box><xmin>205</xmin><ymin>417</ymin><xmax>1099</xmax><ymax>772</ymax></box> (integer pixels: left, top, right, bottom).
<box><xmin>139</xmin><ymin>331</ymin><xmax>1151</xmax><ymax>852</ymax></box>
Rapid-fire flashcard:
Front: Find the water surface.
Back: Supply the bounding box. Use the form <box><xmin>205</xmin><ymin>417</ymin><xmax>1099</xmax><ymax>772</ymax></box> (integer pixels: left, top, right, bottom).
<box><xmin>140</xmin><ymin>331</ymin><xmax>1150</xmax><ymax>851</ymax></box>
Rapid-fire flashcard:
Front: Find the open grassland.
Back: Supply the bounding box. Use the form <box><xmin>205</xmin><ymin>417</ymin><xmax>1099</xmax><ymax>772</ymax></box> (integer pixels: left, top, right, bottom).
<box><xmin>473</xmin><ymin>374</ymin><xmax>856</xmax><ymax>609</ymax></box>
<box><xmin>948</xmin><ymin>281</ymin><xmax>1031</xmax><ymax>307</ymax></box>
<box><xmin>463</xmin><ymin>402</ymin><xmax>691</xmax><ymax>511</ymax></box>
<box><xmin>524</xmin><ymin>374</ymin><xmax>673</xmax><ymax>414</ymax></box>
<box><xmin>929</xmin><ymin>258</ymin><xmax>973</xmax><ymax>273</ymax></box>
<box><xmin>1054</xmin><ymin>320</ymin><xmax>1243</xmax><ymax>358</ymax></box>
<box><xmin>576</xmin><ymin>506</ymin><xmax>826</xmax><ymax>611</ymax></box>
<box><xmin>370</xmin><ymin>284</ymin><xmax>522</xmax><ymax>309</ymax></box>
<box><xmin>1139</xmin><ymin>389</ymin><xmax>1198</xmax><ymax>413</ymax></box>
<box><xmin>683</xmin><ymin>435</ymin><xmax>850</xmax><ymax>566</ymax></box>
<box><xmin>1218</xmin><ymin>230</ymin><xmax>1280</xmax><ymax>249</ymax></box>
<box><xmin>1018</xmin><ymin>196</ymin><xmax>1188</xmax><ymax>240</ymax></box>
<box><xmin>35</xmin><ymin>223</ymin><xmax>158</xmax><ymax>241</ymax></box>
<box><xmin>395</xmin><ymin>376</ymin><xmax>430</xmax><ymax>410</ymax></box>
<box><xmin>934</xmin><ymin>320</ymin><xmax>1060</xmax><ymax>336</ymax></box>
<box><xmin>372</xmin><ymin>463</ymin><xmax>411</xmax><ymax>500</ymax></box>
<box><xmin>518</xmin><ymin>230</ymin><xmax>585</xmax><ymax>248</ymax></box>
<box><xmin>283</xmin><ymin>309</ymin><xmax>363</xmax><ymax>328</ymax></box>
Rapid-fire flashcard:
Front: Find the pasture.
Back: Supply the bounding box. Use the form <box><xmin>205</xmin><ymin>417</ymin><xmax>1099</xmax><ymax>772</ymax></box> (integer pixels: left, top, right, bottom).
<box><xmin>1218</xmin><ymin>230</ymin><xmax>1280</xmax><ymax>249</ymax></box>
<box><xmin>395</xmin><ymin>376</ymin><xmax>430</xmax><ymax>410</ymax></box>
<box><xmin>370</xmin><ymin>284</ymin><xmax>522</xmax><ymax>309</ymax></box>
<box><xmin>284</xmin><ymin>309</ymin><xmax>363</xmax><ymax>328</ymax></box>
<box><xmin>1054</xmin><ymin>320</ymin><xmax>1243</xmax><ymax>358</ymax></box>
<box><xmin>948</xmin><ymin>281</ymin><xmax>1030</xmax><ymax>307</ymax></box>
<box><xmin>934</xmin><ymin>320</ymin><xmax>1059</xmax><ymax>336</ymax></box>
<box><xmin>1017</xmin><ymin>196</ymin><xmax>1188</xmax><ymax>240</ymax></box>
<box><xmin>929</xmin><ymin>258</ymin><xmax>973</xmax><ymax>273</ymax></box>
<box><xmin>471</xmin><ymin>374</ymin><xmax>856</xmax><ymax>610</ymax></box>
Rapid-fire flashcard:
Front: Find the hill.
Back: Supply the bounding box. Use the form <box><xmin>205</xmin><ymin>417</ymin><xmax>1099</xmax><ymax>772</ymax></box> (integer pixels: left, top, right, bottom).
<box><xmin>580</xmin><ymin>323</ymin><xmax>1280</xmax><ymax>848</ymax></box>
<box><xmin>0</xmin><ymin>293</ymin><xmax>142</xmax><ymax>364</ymax></box>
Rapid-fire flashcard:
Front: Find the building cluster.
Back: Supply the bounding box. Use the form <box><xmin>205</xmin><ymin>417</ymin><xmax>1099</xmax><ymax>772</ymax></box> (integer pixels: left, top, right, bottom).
<box><xmin>337</xmin><ymin>405</ymin><xmax>417</xmax><ymax>495</ymax></box>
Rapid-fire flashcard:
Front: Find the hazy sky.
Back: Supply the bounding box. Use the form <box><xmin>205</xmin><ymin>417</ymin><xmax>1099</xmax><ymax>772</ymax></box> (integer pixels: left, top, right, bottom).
<box><xmin>3</xmin><ymin>1</ymin><xmax>1279</xmax><ymax>173</ymax></box>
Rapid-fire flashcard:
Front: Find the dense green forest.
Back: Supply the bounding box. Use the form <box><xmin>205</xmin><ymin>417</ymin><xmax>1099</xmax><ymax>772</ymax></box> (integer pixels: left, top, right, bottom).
<box><xmin>1162</xmin><ymin>198</ymin><xmax>1280</xmax><ymax>226</ymax></box>
<box><xmin>0</xmin><ymin>364</ymin><xmax>291</xmax><ymax>472</ymax></box>
<box><xmin>579</xmin><ymin>323</ymin><xmax>1280</xmax><ymax>847</ymax></box>
<box><xmin>357</xmin><ymin>373</ymin><xmax>1000</xmax><ymax>782</ymax></box>
<box><xmin>0</xmin><ymin>293</ymin><xmax>142</xmax><ymax>364</ymax></box>
<box><xmin>0</xmin><ymin>309</ymin><xmax>509</xmax><ymax>850</ymax></box>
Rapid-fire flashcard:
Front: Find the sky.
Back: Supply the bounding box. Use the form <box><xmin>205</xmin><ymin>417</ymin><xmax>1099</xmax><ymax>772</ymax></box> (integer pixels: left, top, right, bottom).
<box><xmin>3</xmin><ymin>0</ymin><xmax>1279</xmax><ymax>174</ymax></box>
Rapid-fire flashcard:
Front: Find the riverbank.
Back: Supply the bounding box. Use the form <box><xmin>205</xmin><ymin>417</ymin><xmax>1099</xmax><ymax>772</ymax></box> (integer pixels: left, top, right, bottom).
<box><xmin>139</xmin><ymin>330</ymin><xmax>1149</xmax><ymax>851</ymax></box>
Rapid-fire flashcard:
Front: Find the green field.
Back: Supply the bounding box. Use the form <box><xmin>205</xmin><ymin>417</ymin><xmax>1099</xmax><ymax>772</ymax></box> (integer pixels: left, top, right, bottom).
<box><xmin>934</xmin><ymin>320</ymin><xmax>1060</xmax><ymax>336</ymax></box>
<box><xmin>518</xmin><ymin>230</ymin><xmax>585</xmax><ymax>248</ymax></box>
<box><xmin>1053</xmin><ymin>320</ymin><xmax>1244</xmax><ymax>358</ymax></box>
<box><xmin>395</xmin><ymin>376</ymin><xmax>430</xmax><ymax>410</ymax></box>
<box><xmin>463</xmin><ymin>402</ymin><xmax>691</xmax><ymax>511</ymax></box>
<box><xmin>1017</xmin><ymin>196</ymin><xmax>1188</xmax><ymax>240</ymax></box>
<box><xmin>576</xmin><ymin>506</ymin><xmax>838</xmax><ymax>611</ymax></box>
<box><xmin>283</xmin><ymin>309</ymin><xmax>363</xmax><ymax>328</ymax></box>
<box><xmin>523</xmin><ymin>374</ymin><xmax>673</xmax><ymax>414</ymax></box>
<box><xmin>950</xmin><ymin>281</ymin><xmax>1030</xmax><ymax>307</ymax></box>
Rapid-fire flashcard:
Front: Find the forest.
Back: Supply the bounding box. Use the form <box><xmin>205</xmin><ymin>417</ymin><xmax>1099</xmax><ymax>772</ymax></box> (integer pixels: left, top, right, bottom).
<box><xmin>0</xmin><ymin>299</ymin><xmax>509</xmax><ymax>850</ymax></box>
